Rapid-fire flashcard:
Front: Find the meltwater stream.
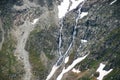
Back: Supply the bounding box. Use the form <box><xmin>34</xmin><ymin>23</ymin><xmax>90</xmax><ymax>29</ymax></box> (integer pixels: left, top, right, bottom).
<box><xmin>46</xmin><ymin>0</ymin><xmax>88</xmax><ymax>80</ymax></box>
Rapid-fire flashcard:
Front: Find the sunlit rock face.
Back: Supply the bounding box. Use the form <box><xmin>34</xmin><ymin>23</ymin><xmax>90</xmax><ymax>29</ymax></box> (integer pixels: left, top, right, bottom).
<box><xmin>0</xmin><ymin>0</ymin><xmax>120</xmax><ymax>80</ymax></box>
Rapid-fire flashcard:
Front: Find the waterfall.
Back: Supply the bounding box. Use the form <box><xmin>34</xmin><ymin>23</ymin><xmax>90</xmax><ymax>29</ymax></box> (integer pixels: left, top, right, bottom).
<box><xmin>46</xmin><ymin>0</ymin><xmax>88</xmax><ymax>80</ymax></box>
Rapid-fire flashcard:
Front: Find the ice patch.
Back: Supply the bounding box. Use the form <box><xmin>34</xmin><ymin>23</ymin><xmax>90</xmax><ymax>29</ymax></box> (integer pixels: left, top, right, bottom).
<box><xmin>64</xmin><ymin>56</ymin><xmax>69</xmax><ymax>64</ymax></box>
<box><xmin>110</xmin><ymin>0</ymin><xmax>117</xmax><ymax>5</ymax></box>
<box><xmin>56</xmin><ymin>54</ymin><xmax>88</xmax><ymax>80</ymax></box>
<box><xmin>72</xmin><ymin>68</ymin><xmax>81</xmax><ymax>73</ymax></box>
<box><xmin>96</xmin><ymin>63</ymin><xmax>113</xmax><ymax>80</ymax></box>
<box><xmin>31</xmin><ymin>18</ymin><xmax>39</xmax><ymax>25</ymax></box>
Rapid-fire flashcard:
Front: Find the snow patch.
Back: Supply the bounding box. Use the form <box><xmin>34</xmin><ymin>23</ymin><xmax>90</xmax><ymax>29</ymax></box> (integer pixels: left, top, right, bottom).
<box><xmin>58</xmin><ymin>0</ymin><xmax>85</xmax><ymax>18</ymax></box>
<box><xmin>72</xmin><ymin>68</ymin><xmax>81</xmax><ymax>73</ymax></box>
<box><xmin>110</xmin><ymin>0</ymin><xmax>117</xmax><ymax>5</ymax></box>
<box><xmin>96</xmin><ymin>63</ymin><xmax>113</xmax><ymax>80</ymax></box>
<box><xmin>64</xmin><ymin>56</ymin><xmax>69</xmax><ymax>64</ymax></box>
<box><xmin>46</xmin><ymin>65</ymin><xmax>59</xmax><ymax>80</ymax></box>
<box><xmin>80</xmin><ymin>12</ymin><xmax>88</xmax><ymax>19</ymax></box>
<box><xmin>58</xmin><ymin>0</ymin><xmax>70</xmax><ymax>18</ymax></box>
<box><xmin>81</xmin><ymin>39</ymin><xmax>88</xmax><ymax>43</ymax></box>
<box><xmin>69</xmin><ymin>0</ymin><xmax>84</xmax><ymax>11</ymax></box>
<box><xmin>31</xmin><ymin>18</ymin><xmax>39</xmax><ymax>25</ymax></box>
<box><xmin>56</xmin><ymin>54</ymin><xmax>88</xmax><ymax>80</ymax></box>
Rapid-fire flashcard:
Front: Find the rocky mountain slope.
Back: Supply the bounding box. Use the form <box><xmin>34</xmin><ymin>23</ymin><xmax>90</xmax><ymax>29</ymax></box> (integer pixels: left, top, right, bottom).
<box><xmin>0</xmin><ymin>0</ymin><xmax>120</xmax><ymax>80</ymax></box>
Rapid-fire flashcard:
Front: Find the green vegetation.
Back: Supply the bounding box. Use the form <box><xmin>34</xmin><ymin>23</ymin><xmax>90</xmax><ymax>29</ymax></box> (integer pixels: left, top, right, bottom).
<box><xmin>0</xmin><ymin>7</ymin><xmax>24</xmax><ymax>79</ymax></box>
<box><xmin>103</xmin><ymin>68</ymin><xmax>120</xmax><ymax>80</ymax></box>
<box><xmin>0</xmin><ymin>36</ymin><xmax>24</xmax><ymax>80</ymax></box>
<box><xmin>26</xmin><ymin>26</ymin><xmax>57</xmax><ymax>60</ymax></box>
<box><xmin>27</xmin><ymin>36</ymin><xmax>48</xmax><ymax>80</ymax></box>
<box><xmin>102</xmin><ymin>27</ymin><xmax>120</xmax><ymax>80</ymax></box>
<box><xmin>78</xmin><ymin>76</ymin><xmax>91</xmax><ymax>80</ymax></box>
<box><xmin>79</xmin><ymin>27</ymin><xmax>120</xmax><ymax>80</ymax></box>
<box><xmin>26</xmin><ymin>26</ymin><xmax>57</xmax><ymax>79</ymax></box>
<box><xmin>29</xmin><ymin>47</ymin><xmax>47</xmax><ymax>80</ymax></box>
<box><xmin>2</xmin><ymin>15</ymin><xmax>13</xmax><ymax>32</ymax></box>
<box><xmin>45</xmin><ymin>53</ymin><xmax>55</xmax><ymax>59</ymax></box>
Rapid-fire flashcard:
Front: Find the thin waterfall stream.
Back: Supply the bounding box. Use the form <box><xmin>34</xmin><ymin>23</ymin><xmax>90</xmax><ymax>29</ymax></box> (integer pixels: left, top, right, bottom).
<box><xmin>46</xmin><ymin>0</ymin><xmax>88</xmax><ymax>80</ymax></box>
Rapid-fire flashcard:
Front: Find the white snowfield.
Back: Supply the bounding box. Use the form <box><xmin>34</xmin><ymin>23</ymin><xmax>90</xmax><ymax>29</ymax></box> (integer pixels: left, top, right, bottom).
<box><xmin>96</xmin><ymin>63</ymin><xmax>113</xmax><ymax>80</ymax></box>
<box><xmin>46</xmin><ymin>65</ymin><xmax>59</xmax><ymax>80</ymax></box>
<box><xmin>58</xmin><ymin>0</ymin><xmax>70</xmax><ymax>18</ymax></box>
<box><xmin>69</xmin><ymin>0</ymin><xmax>85</xmax><ymax>11</ymax></box>
<box><xmin>72</xmin><ymin>68</ymin><xmax>81</xmax><ymax>73</ymax></box>
<box><xmin>56</xmin><ymin>54</ymin><xmax>89</xmax><ymax>80</ymax></box>
<box><xmin>58</xmin><ymin>0</ymin><xmax>84</xmax><ymax>18</ymax></box>
<box><xmin>110</xmin><ymin>0</ymin><xmax>117</xmax><ymax>5</ymax></box>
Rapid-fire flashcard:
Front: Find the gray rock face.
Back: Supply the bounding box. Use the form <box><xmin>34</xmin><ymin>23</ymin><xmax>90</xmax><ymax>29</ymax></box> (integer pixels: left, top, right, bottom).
<box><xmin>0</xmin><ymin>0</ymin><xmax>58</xmax><ymax>80</ymax></box>
<box><xmin>0</xmin><ymin>0</ymin><xmax>120</xmax><ymax>80</ymax></box>
<box><xmin>59</xmin><ymin>0</ymin><xmax>120</xmax><ymax>80</ymax></box>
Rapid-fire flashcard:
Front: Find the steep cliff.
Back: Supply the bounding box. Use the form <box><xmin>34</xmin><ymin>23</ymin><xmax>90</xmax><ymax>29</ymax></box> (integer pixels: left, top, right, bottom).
<box><xmin>0</xmin><ymin>0</ymin><xmax>120</xmax><ymax>80</ymax></box>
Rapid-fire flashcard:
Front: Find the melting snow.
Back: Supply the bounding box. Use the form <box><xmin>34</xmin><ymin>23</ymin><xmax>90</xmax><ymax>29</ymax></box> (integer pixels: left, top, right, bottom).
<box><xmin>46</xmin><ymin>65</ymin><xmax>59</xmax><ymax>80</ymax></box>
<box><xmin>72</xmin><ymin>68</ymin><xmax>81</xmax><ymax>73</ymax></box>
<box><xmin>110</xmin><ymin>0</ymin><xmax>117</xmax><ymax>5</ymax></box>
<box><xmin>64</xmin><ymin>56</ymin><xmax>69</xmax><ymax>64</ymax></box>
<box><xmin>58</xmin><ymin>0</ymin><xmax>85</xmax><ymax>18</ymax></box>
<box><xmin>31</xmin><ymin>18</ymin><xmax>39</xmax><ymax>25</ymax></box>
<box><xmin>56</xmin><ymin>54</ymin><xmax>89</xmax><ymax>80</ymax></box>
<box><xmin>58</xmin><ymin>0</ymin><xmax>70</xmax><ymax>18</ymax></box>
<box><xmin>47</xmin><ymin>1</ymin><xmax>88</xmax><ymax>80</ymax></box>
<box><xmin>96</xmin><ymin>63</ymin><xmax>113</xmax><ymax>80</ymax></box>
<box><xmin>80</xmin><ymin>12</ymin><xmax>88</xmax><ymax>19</ymax></box>
<box><xmin>69</xmin><ymin>0</ymin><xmax>84</xmax><ymax>11</ymax></box>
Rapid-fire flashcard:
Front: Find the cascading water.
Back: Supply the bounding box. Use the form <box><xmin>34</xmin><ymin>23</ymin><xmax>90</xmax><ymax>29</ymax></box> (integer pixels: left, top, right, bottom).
<box><xmin>46</xmin><ymin>0</ymin><xmax>88</xmax><ymax>80</ymax></box>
